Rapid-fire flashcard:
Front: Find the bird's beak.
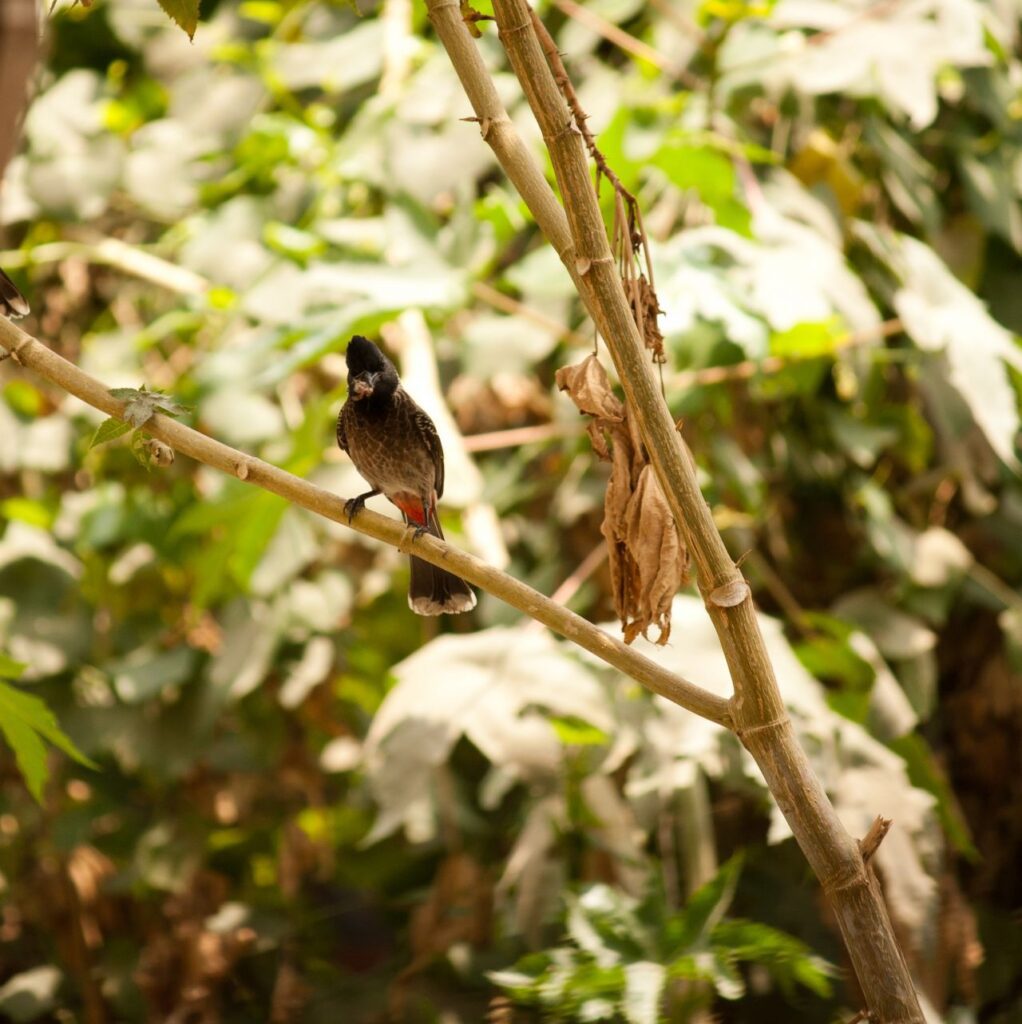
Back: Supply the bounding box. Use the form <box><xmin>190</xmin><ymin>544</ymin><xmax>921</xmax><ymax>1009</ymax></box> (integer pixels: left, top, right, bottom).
<box><xmin>351</xmin><ymin>373</ymin><xmax>377</xmax><ymax>400</ymax></box>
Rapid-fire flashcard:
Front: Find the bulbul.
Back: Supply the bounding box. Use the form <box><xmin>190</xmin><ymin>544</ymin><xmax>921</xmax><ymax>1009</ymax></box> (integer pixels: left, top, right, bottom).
<box><xmin>337</xmin><ymin>335</ymin><xmax>476</xmax><ymax>616</ymax></box>
<box><xmin>0</xmin><ymin>267</ymin><xmax>29</xmax><ymax>318</ymax></box>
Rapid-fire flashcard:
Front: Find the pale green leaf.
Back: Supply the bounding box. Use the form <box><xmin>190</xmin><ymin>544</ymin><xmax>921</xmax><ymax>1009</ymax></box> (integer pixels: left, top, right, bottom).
<box><xmin>89</xmin><ymin>416</ymin><xmax>132</xmax><ymax>450</ymax></box>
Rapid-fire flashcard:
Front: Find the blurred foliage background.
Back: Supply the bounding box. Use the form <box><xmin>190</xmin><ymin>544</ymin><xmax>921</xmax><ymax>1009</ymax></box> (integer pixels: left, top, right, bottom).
<box><xmin>1</xmin><ymin>0</ymin><xmax>1021</xmax><ymax>1020</ymax></box>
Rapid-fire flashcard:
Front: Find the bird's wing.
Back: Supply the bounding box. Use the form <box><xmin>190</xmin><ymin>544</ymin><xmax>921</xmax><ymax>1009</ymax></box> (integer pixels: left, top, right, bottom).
<box><xmin>412</xmin><ymin>405</ymin><xmax>445</xmax><ymax>499</ymax></box>
<box><xmin>336</xmin><ymin>405</ymin><xmax>349</xmax><ymax>452</ymax></box>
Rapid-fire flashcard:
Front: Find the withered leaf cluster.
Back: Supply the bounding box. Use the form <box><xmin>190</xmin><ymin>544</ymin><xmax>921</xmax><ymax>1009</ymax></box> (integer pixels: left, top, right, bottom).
<box><xmin>628</xmin><ymin>272</ymin><xmax>666</xmax><ymax>365</ymax></box>
<box><xmin>556</xmin><ymin>355</ymin><xmax>689</xmax><ymax>644</ymax></box>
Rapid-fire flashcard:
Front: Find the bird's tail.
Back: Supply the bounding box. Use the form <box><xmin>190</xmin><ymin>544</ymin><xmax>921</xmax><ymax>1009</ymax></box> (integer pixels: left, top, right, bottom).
<box><xmin>0</xmin><ymin>267</ymin><xmax>29</xmax><ymax>318</ymax></box>
<box><xmin>406</xmin><ymin>513</ymin><xmax>476</xmax><ymax>616</ymax></box>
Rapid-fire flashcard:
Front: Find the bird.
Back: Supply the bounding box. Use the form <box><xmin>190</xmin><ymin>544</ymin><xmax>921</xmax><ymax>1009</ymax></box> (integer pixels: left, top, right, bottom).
<box><xmin>336</xmin><ymin>335</ymin><xmax>476</xmax><ymax>616</ymax></box>
<box><xmin>0</xmin><ymin>267</ymin><xmax>28</xmax><ymax>318</ymax></box>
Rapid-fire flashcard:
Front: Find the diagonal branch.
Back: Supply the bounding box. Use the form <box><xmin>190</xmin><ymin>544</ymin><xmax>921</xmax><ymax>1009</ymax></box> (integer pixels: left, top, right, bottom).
<box><xmin>0</xmin><ymin>314</ymin><xmax>732</xmax><ymax>729</ymax></box>
<box><xmin>429</xmin><ymin>0</ymin><xmax>925</xmax><ymax>1017</ymax></box>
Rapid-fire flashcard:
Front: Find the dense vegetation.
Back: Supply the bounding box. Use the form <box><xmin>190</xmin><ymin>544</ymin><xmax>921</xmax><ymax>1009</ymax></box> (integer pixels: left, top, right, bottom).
<box><xmin>1</xmin><ymin>0</ymin><xmax>1020</xmax><ymax>1020</ymax></box>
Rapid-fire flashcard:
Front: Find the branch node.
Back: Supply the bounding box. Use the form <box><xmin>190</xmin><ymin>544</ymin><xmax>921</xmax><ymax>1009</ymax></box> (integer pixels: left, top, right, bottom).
<box><xmin>733</xmin><ymin>714</ymin><xmax>789</xmax><ymax>741</ymax></box>
<box><xmin>709</xmin><ymin>577</ymin><xmax>751</xmax><ymax>608</ymax></box>
<box><xmin>821</xmin><ymin>863</ymin><xmax>864</xmax><ymax>895</ymax></box>
<box><xmin>549</xmin><ymin>119</ymin><xmax>581</xmax><ymax>141</ymax></box>
<box><xmin>426</xmin><ymin>0</ymin><xmax>459</xmax><ymax>17</ymax></box>
<box><xmin>144</xmin><ymin>439</ymin><xmax>174</xmax><ymax>468</ymax></box>
<box><xmin>497</xmin><ymin>18</ymin><xmax>532</xmax><ymax>37</ymax></box>
<box><xmin>858</xmin><ymin>815</ymin><xmax>892</xmax><ymax>864</ymax></box>
<box><xmin>5</xmin><ymin>333</ymin><xmax>34</xmax><ymax>364</ymax></box>
<box><xmin>235</xmin><ymin>461</ymin><xmax>250</xmax><ymax>480</ymax></box>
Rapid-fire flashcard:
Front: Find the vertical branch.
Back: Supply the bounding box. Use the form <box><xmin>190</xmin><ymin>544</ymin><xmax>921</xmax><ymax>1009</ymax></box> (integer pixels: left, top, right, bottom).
<box><xmin>0</xmin><ymin>0</ymin><xmax>36</xmax><ymax>317</ymax></box>
<box><xmin>427</xmin><ymin>0</ymin><xmax>926</xmax><ymax>1017</ymax></box>
<box><xmin>0</xmin><ymin>0</ymin><xmax>36</xmax><ymax>173</ymax></box>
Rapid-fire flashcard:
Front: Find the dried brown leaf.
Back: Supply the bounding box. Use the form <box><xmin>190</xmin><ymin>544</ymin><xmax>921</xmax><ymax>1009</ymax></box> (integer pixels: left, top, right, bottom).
<box><xmin>624</xmin><ymin>466</ymin><xmax>688</xmax><ymax>644</ymax></box>
<box><xmin>559</xmin><ymin>354</ymin><xmax>686</xmax><ymax>644</ymax></box>
<box><xmin>637</xmin><ymin>275</ymin><xmax>666</xmax><ymax>364</ymax></box>
<box><xmin>555</xmin><ymin>355</ymin><xmax>624</xmax><ymax>423</ymax></box>
<box><xmin>586</xmin><ymin>419</ymin><xmax>611</xmax><ymax>461</ymax></box>
<box><xmin>602</xmin><ymin>455</ymin><xmax>687</xmax><ymax>646</ymax></box>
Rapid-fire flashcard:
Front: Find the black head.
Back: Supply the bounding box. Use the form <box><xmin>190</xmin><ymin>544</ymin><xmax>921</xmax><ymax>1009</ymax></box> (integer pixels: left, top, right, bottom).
<box><xmin>345</xmin><ymin>336</ymin><xmax>399</xmax><ymax>402</ymax></box>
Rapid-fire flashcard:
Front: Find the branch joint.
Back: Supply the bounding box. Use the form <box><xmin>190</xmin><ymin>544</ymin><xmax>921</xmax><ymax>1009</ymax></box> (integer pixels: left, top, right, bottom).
<box><xmin>821</xmin><ymin>863</ymin><xmax>866</xmax><ymax>895</ymax></box>
<box><xmin>732</xmin><ymin>714</ymin><xmax>789</xmax><ymax>741</ymax></box>
<box><xmin>497</xmin><ymin>18</ymin><xmax>532</xmax><ymax>37</ymax></box>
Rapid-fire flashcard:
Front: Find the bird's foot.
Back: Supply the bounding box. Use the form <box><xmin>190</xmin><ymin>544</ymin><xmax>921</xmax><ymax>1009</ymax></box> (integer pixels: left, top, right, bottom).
<box><xmin>344</xmin><ymin>490</ymin><xmax>380</xmax><ymax>521</ymax></box>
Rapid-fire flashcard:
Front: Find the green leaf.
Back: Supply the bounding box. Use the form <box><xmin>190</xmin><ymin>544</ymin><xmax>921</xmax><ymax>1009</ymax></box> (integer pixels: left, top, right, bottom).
<box><xmin>889</xmin><ymin>733</ymin><xmax>978</xmax><ymax>860</ymax></box>
<box><xmin>0</xmin><ymin>497</ymin><xmax>54</xmax><ymax>529</ymax></box>
<box><xmin>0</xmin><ymin>680</ymin><xmax>98</xmax><ymax>802</ymax></box>
<box><xmin>670</xmin><ymin>854</ymin><xmax>742</xmax><ymax>951</ymax></box>
<box><xmin>109</xmin><ymin>386</ymin><xmax>191</xmax><ymax>428</ymax></box>
<box><xmin>769</xmin><ymin>320</ymin><xmax>845</xmax><ymax>358</ymax></box>
<box><xmin>709</xmin><ymin>919</ymin><xmax>835</xmax><ymax>998</ymax></box>
<box><xmin>89</xmin><ymin>417</ymin><xmax>132</xmax><ymax>450</ymax></box>
<box><xmin>0</xmin><ymin>654</ymin><xmax>27</xmax><ymax>679</ymax></box>
<box><xmin>156</xmin><ymin>0</ymin><xmax>200</xmax><ymax>38</ymax></box>
<box><xmin>551</xmin><ymin>715</ymin><xmax>610</xmax><ymax>746</ymax></box>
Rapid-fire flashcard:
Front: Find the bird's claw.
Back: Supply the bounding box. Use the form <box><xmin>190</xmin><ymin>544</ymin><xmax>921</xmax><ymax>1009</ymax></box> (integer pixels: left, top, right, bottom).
<box><xmin>344</xmin><ymin>496</ymin><xmax>365</xmax><ymax>521</ymax></box>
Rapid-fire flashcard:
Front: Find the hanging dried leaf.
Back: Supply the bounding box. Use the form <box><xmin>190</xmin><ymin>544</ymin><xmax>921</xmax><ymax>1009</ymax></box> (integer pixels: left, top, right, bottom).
<box><xmin>635</xmin><ymin>275</ymin><xmax>666</xmax><ymax>364</ymax></box>
<box><xmin>621</xmin><ymin>466</ymin><xmax>688</xmax><ymax>643</ymax></box>
<box><xmin>555</xmin><ymin>355</ymin><xmax>624</xmax><ymax>423</ymax></box>
<box><xmin>558</xmin><ymin>355</ymin><xmax>688</xmax><ymax>644</ymax></box>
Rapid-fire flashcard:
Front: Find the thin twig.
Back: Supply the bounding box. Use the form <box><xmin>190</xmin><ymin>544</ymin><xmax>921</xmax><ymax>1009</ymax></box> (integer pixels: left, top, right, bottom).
<box><xmin>0</xmin><ymin>314</ymin><xmax>733</xmax><ymax>729</ymax></box>
<box><xmin>548</xmin><ymin>0</ymin><xmax>698</xmax><ymax>87</ymax></box>
<box><xmin>530</xmin><ymin>10</ymin><xmax>665</xmax><ymax>363</ymax></box>
<box><xmin>859</xmin><ymin>816</ymin><xmax>892</xmax><ymax>865</ymax></box>
<box><xmin>549</xmin><ymin>540</ymin><xmax>608</xmax><ymax>607</ymax></box>
<box><xmin>462</xmin><ymin>421</ymin><xmax>579</xmax><ymax>452</ymax></box>
<box><xmin>671</xmin><ymin>319</ymin><xmax>904</xmax><ymax>390</ymax></box>
<box><xmin>741</xmin><ymin>550</ymin><xmax>810</xmax><ymax>633</ymax></box>
<box><xmin>471</xmin><ymin>280</ymin><xmax>590</xmax><ymax>347</ymax></box>
<box><xmin>0</xmin><ymin>236</ymin><xmax>208</xmax><ymax>296</ymax></box>
<box><xmin>647</xmin><ymin>0</ymin><xmax>704</xmax><ymax>43</ymax></box>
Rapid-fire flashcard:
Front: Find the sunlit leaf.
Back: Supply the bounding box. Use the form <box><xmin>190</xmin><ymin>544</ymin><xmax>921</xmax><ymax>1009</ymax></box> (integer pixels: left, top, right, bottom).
<box><xmin>156</xmin><ymin>0</ymin><xmax>200</xmax><ymax>38</ymax></box>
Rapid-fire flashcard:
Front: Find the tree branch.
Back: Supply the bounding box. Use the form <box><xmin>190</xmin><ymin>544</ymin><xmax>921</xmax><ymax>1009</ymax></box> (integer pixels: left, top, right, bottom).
<box><xmin>427</xmin><ymin>0</ymin><xmax>926</xmax><ymax>1016</ymax></box>
<box><xmin>0</xmin><ymin>314</ymin><xmax>732</xmax><ymax>729</ymax></box>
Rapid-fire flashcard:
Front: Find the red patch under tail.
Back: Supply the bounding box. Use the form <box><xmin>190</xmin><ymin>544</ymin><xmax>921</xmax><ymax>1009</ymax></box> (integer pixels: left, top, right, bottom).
<box><xmin>390</xmin><ymin>493</ymin><xmax>433</xmax><ymax>530</ymax></box>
